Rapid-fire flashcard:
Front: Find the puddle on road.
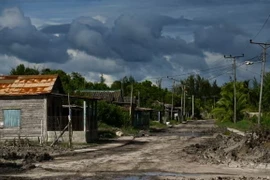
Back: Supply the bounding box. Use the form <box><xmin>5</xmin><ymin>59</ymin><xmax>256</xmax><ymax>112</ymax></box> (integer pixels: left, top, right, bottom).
<box><xmin>119</xmin><ymin>172</ymin><xmax>206</xmax><ymax>180</ymax></box>
<box><xmin>151</xmin><ymin>131</ymin><xmax>213</xmax><ymax>137</ymax></box>
<box><xmin>118</xmin><ymin>171</ymin><xmax>234</xmax><ymax>180</ymax></box>
<box><xmin>175</xmin><ymin>131</ymin><xmax>212</xmax><ymax>137</ymax></box>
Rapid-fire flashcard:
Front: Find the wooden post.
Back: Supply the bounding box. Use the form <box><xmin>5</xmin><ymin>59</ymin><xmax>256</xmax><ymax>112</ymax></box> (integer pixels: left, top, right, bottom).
<box><xmin>68</xmin><ymin>93</ymin><xmax>72</xmax><ymax>148</ymax></box>
<box><xmin>83</xmin><ymin>101</ymin><xmax>86</xmax><ymax>132</ymax></box>
<box><xmin>138</xmin><ymin>91</ymin><xmax>140</xmax><ymax>107</ymax></box>
<box><xmin>129</xmin><ymin>84</ymin><xmax>133</xmax><ymax>116</ymax></box>
<box><xmin>191</xmin><ymin>95</ymin><xmax>194</xmax><ymax>119</ymax></box>
<box><xmin>50</xmin><ymin>124</ymin><xmax>68</xmax><ymax>147</ymax></box>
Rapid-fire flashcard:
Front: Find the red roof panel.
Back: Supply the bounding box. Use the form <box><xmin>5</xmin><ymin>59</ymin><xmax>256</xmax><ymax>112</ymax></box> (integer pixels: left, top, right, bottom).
<box><xmin>0</xmin><ymin>75</ymin><xmax>58</xmax><ymax>96</ymax></box>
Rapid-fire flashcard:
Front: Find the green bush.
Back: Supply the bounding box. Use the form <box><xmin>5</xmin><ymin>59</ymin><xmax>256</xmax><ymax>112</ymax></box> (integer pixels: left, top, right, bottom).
<box><xmin>97</xmin><ymin>101</ymin><xmax>130</xmax><ymax>128</ymax></box>
<box><xmin>150</xmin><ymin>121</ymin><xmax>167</xmax><ymax>129</ymax></box>
<box><xmin>215</xmin><ymin>119</ymin><xmax>255</xmax><ymax>132</ymax></box>
<box><xmin>261</xmin><ymin>113</ymin><xmax>270</xmax><ymax>129</ymax></box>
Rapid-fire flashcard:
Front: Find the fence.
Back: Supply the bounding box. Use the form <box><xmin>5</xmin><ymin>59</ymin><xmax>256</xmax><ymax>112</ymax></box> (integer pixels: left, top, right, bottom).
<box><xmin>47</xmin><ymin>116</ymin><xmax>84</xmax><ymax>131</ymax></box>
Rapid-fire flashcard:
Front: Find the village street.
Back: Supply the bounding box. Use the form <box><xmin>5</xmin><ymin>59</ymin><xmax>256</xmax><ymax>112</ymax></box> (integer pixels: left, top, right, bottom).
<box><xmin>3</xmin><ymin>120</ymin><xmax>270</xmax><ymax>180</ymax></box>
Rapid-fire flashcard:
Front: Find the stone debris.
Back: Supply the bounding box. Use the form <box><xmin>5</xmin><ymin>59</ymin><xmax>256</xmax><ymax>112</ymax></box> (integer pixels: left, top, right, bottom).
<box><xmin>184</xmin><ymin>128</ymin><xmax>270</xmax><ymax>168</ymax></box>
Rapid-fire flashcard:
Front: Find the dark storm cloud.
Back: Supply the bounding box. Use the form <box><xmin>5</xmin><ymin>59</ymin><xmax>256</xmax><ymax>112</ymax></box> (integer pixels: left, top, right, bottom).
<box><xmin>66</xmin><ymin>16</ymin><xmax>114</xmax><ymax>59</ymax></box>
<box><xmin>40</xmin><ymin>24</ymin><xmax>70</xmax><ymax>34</ymax></box>
<box><xmin>0</xmin><ymin>7</ymin><xmax>204</xmax><ymax>73</ymax></box>
<box><xmin>175</xmin><ymin>0</ymin><xmax>270</xmax><ymax>6</ymax></box>
<box><xmin>62</xmin><ymin>13</ymin><xmax>202</xmax><ymax>62</ymax></box>
<box><xmin>193</xmin><ymin>23</ymin><xmax>261</xmax><ymax>57</ymax></box>
<box><xmin>105</xmin><ymin>14</ymin><xmax>201</xmax><ymax>62</ymax></box>
<box><xmin>0</xmin><ymin>7</ymin><xmax>69</xmax><ymax>63</ymax></box>
<box><xmin>1</xmin><ymin>2</ymin><xmax>267</xmax><ymax>78</ymax></box>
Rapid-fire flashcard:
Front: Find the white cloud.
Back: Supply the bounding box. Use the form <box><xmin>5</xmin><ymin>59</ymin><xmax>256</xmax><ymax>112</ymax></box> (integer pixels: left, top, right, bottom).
<box><xmin>66</xmin><ymin>49</ymin><xmax>123</xmax><ymax>74</ymax></box>
<box><xmin>0</xmin><ymin>7</ymin><xmax>32</xmax><ymax>30</ymax></box>
<box><xmin>203</xmin><ymin>51</ymin><xmax>224</xmax><ymax>66</ymax></box>
<box><xmin>0</xmin><ymin>54</ymin><xmax>44</xmax><ymax>75</ymax></box>
<box><xmin>93</xmin><ymin>15</ymin><xmax>107</xmax><ymax>24</ymax></box>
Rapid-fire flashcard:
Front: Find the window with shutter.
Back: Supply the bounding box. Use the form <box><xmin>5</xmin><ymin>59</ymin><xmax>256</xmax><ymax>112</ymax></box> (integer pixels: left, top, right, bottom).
<box><xmin>3</xmin><ymin>109</ymin><xmax>21</xmax><ymax>128</ymax></box>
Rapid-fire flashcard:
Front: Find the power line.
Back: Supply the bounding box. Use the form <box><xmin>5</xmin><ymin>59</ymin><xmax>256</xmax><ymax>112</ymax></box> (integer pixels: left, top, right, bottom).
<box><xmin>252</xmin><ymin>14</ymin><xmax>270</xmax><ymax>40</ymax></box>
<box><xmin>238</xmin><ymin>66</ymin><xmax>261</xmax><ymax>76</ymax></box>
<box><xmin>147</xmin><ymin>63</ymin><xmax>232</xmax><ymax>80</ymax></box>
<box><xmin>207</xmin><ymin>69</ymin><xmax>232</xmax><ymax>81</ymax></box>
<box><xmin>236</xmin><ymin>13</ymin><xmax>270</xmax><ymax>60</ymax></box>
<box><xmin>238</xmin><ymin>54</ymin><xmax>261</xmax><ymax>62</ymax></box>
<box><xmin>168</xmin><ymin>64</ymin><xmax>233</xmax><ymax>78</ymax></box>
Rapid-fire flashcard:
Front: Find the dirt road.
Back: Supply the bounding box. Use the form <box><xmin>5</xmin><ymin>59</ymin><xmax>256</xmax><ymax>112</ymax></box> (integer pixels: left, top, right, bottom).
<box><xmin>2</xmin><ymin>120</ymin><xmax>270</xmax><ymax>179</ymax></box>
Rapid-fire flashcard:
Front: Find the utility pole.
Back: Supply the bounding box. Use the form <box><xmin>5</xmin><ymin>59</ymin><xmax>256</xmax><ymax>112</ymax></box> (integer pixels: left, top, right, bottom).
<box><xmin>181</xmin><ymin>85</ymin><xmax>183</xmax><ymax>122</ymax></box>
<box><xmin>121</xmin><ymin>77</ymin><xmax>124</xmax><ymax>99</ymax></box>
<box><xmin>68</xmin><ymin>93</ymin><xmax>72</xmax><ymax>148</ymax></box>
<box><xmin>250</xmin><ymin>40</ymin><xmax>270</xmax><ymax>125</ymax></box>
<box><xmin>183</xmin><ymin>85</ymin><xmax>186</xmax><ymax>121</ymax></box>
<box><xmin>167</xmin><ymin>77</ymin><xmax>190</xmax><ymax>122</ymax></box>
<box><xmin>137</xmin><ymin>91</ymin><xmax>140</xmax><ymax>107</ymax></box>
<box><xmin>129</xmin><ymin>83</ymin><xmax>133</xmax><ymax>116</ymax></box>
<box><xmin>171</xmin><ymin>80</ymin><xmax>175</xmax><ymax>120</ymax></box>
<box><xmin>224</xmin><ymin>54</ymin><xmax>244</xmax><ymax>124</ymax></box>
<box><xmin>191</xmin><ymin>95</ymin><xmax>194</xmax><ymax>119</ymax></box>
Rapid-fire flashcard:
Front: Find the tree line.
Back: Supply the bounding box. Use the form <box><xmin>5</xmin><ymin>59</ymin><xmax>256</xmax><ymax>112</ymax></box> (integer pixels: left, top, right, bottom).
<box><xmin>10</xmin><ymin>64</ymin><xmax>270</xmax><ymax>124</ymax></box>
<box><xmin>9</xmin><ymin>64</ymin><xmax>219</xmax><ymax>113</ymax></box>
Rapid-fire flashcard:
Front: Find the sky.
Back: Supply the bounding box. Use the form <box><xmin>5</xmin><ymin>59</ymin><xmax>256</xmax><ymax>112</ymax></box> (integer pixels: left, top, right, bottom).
<box><xmin>0</xmin><ymin>0</ymin><xmax>270</xmax><ymax>88</ymax></box>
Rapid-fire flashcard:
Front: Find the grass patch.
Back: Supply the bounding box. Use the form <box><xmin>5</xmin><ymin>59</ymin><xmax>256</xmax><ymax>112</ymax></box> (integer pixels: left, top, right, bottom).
<box><xmin>98</xmin><ymin>122</ymin><xmax>139</xmax><ymax>137</ymax></box>
<box><xmin>169</xmin><ymin>120</ymin><xmax>181</xmax><ymax>125</ymax></box>
<box><xmin>98</xmin><ymin>130</ymin><xmax>117</xmax><ymax>139</ymax></box>
<box><xmin>98</xmin><ymin>122</ymin><xmax>118</xmax><ymax>138</ymax></box>
<box><xmin>121</xmin><ymin>127</ymin><xmax>139</xmax><ymax>136</ymax></box>
<box><xmin>215</xmin><ymin>119</ymin><xmax>255</xmax><ymax>132</ymax></box>
<box><xmin>150</xmin><ymin>121</ymin><xmax>167</xmax><ymax>129</ymax></box>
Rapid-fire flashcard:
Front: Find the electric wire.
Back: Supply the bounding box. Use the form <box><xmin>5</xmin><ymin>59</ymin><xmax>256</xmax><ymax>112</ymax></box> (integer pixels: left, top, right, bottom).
<box><xmin>206</xmin><ymin>62</ymin><xmax>247</xmax><ymax>81</ymax></box>
<box><xmin>252</xmin><ymin>13</ymin><xmax>270</xmax><ymax>40</ymax></box>
<box><xmin>147</xmin><ymin>63</ymin><xmax>232</xmax><ymax>80</ymax></box>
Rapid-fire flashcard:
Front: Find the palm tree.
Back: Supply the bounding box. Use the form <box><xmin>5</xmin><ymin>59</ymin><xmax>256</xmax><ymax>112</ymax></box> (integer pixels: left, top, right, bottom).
<box><xmin>212</xmin><ymin>82</ymin><xmax>248</xmax><ymax>122</ymax></box>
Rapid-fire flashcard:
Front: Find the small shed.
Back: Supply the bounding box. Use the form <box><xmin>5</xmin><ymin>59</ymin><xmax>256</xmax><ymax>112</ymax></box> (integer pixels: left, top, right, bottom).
<box><xmin>0</xmin><ymin>75</ymin><xmax>99</xmax><ymax>143</ymax></box>
<box><xmin>79</xmin><ymin>89</ymin><xmax>139</xmax><ymax>127</ymax></box>
<box><xmin>164</xmin><ymin>104</ymin><xmax>182</xmax><ymax>121</ymax></box>
<box><xmin>133</xmin><ymin>107</ymin><xmax>153</xmax><ymax>129</ymax></box>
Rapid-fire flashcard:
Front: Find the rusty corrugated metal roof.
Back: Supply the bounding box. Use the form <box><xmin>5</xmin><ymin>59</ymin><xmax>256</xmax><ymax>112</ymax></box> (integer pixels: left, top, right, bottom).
<box><xmin>79</xmin><ymin>89</ymin><xmax>123</xmax><ymax>102</ymax></box>
<box><xmin>0</xmin><ymin>75</ymin><xmax>58</xmax><ymax>96</ymax></box>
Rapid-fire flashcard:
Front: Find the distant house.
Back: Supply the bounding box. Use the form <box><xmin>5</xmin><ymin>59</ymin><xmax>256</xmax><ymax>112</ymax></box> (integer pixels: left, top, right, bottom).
<box><xmin>80</xmin><ymin>89</ymin><xmax>123</xmax><ymax>103</ymax></box>
<box><xmin>80</xmin><ymin>89</ymin><xmax>135</xmax><ymax>118</ymax></box>
<box><xmin>81</xmin><ymin>89</ymin><xmax>153</xmax><ymax>129</ymax></box>
<box><xmin>0</xmin><ymin>75</ymin><xmax>99</xmax><ymax>143</ymax></box>
<box><xmin>133</xmin><ymin>107</ymin><xmax>153</xmax><ymax>129</ymax></box>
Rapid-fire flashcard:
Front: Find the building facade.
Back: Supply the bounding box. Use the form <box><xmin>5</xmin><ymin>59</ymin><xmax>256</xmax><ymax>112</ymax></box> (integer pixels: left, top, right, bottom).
<box><xmin>0</xmin><ymin>75</ymin><xmax>98</xmax><ymax>143</ymax></box>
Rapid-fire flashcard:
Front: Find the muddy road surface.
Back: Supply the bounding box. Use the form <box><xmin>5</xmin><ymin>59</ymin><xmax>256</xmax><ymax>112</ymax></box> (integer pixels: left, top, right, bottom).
<box><xmin>2</xmin><ymin>120</ymin><xmax>270</xmax><ymax>180</ymax></box>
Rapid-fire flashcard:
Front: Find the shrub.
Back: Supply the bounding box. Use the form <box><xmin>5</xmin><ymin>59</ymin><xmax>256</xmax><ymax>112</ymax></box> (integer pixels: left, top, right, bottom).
<box><xmin>97</xmin><ymin>101</ymin><xmax>130</xmax><ymax>128</ymax></box>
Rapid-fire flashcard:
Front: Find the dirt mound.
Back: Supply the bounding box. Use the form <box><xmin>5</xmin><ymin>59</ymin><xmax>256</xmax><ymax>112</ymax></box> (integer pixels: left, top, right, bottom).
<box><xmin>184</xmin><ymin>129</ymin><xmax>270</xmax><ymax>167</ymax></box>
<box><xmin>0</xmin><ymin>141</ymin><xmax>70</xmax><ymax>175</ymax></box>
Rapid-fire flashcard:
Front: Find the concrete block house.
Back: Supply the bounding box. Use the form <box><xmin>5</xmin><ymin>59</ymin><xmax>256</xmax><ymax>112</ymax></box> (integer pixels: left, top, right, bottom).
<box><xmin>0</xmin><ymin>75</ymin><xmax>98</xmax><ymax>143</ymax></box>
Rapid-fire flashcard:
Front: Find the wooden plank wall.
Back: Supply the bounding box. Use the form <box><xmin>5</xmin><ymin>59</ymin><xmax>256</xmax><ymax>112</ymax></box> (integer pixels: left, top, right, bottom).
<box><xmin>0</xmin><ymin>96</ymin><xmax>45</xmax><ymax>141</ymax></box>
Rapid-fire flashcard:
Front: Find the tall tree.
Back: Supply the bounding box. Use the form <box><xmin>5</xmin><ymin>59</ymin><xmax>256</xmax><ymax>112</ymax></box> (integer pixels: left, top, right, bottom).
<box><xmin>212</xmin><ymin>82</ymin><xmax>248</xmax><ymax>122</ymax></box>
<box><xmin>10</xmin><ymin>64</ymin><xmax>39</xmax><ymax>75</ymax></box>
<box><xmin>100</xmin><ymin>74</ymin><xmax>105</xmax><ymax>84</ymax></box>
<box><xmin>111</xmin><ymin>80</ymin><xmax>122</xmax><ymax>90</ymax></box>
<box><xmin>70</xmin><ymin>72</ymin><xmax>86</xmax><ymax>91</ymax></box>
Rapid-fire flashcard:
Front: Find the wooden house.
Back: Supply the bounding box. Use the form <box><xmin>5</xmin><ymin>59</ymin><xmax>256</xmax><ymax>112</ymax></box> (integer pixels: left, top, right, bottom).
<box><xmin>79</xmin><ymin>89</ymin><xmax>123</xmax><ymax>103</ymax></box>
<box><xmin>81</xmin><ymin>89</ymin><xmax>152</xmax><ymax>129</ymax></box>
<box><xmin>0</xmin><ymin>75</ymin><xmax>98</xmax><ymax>143</ymax></box>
